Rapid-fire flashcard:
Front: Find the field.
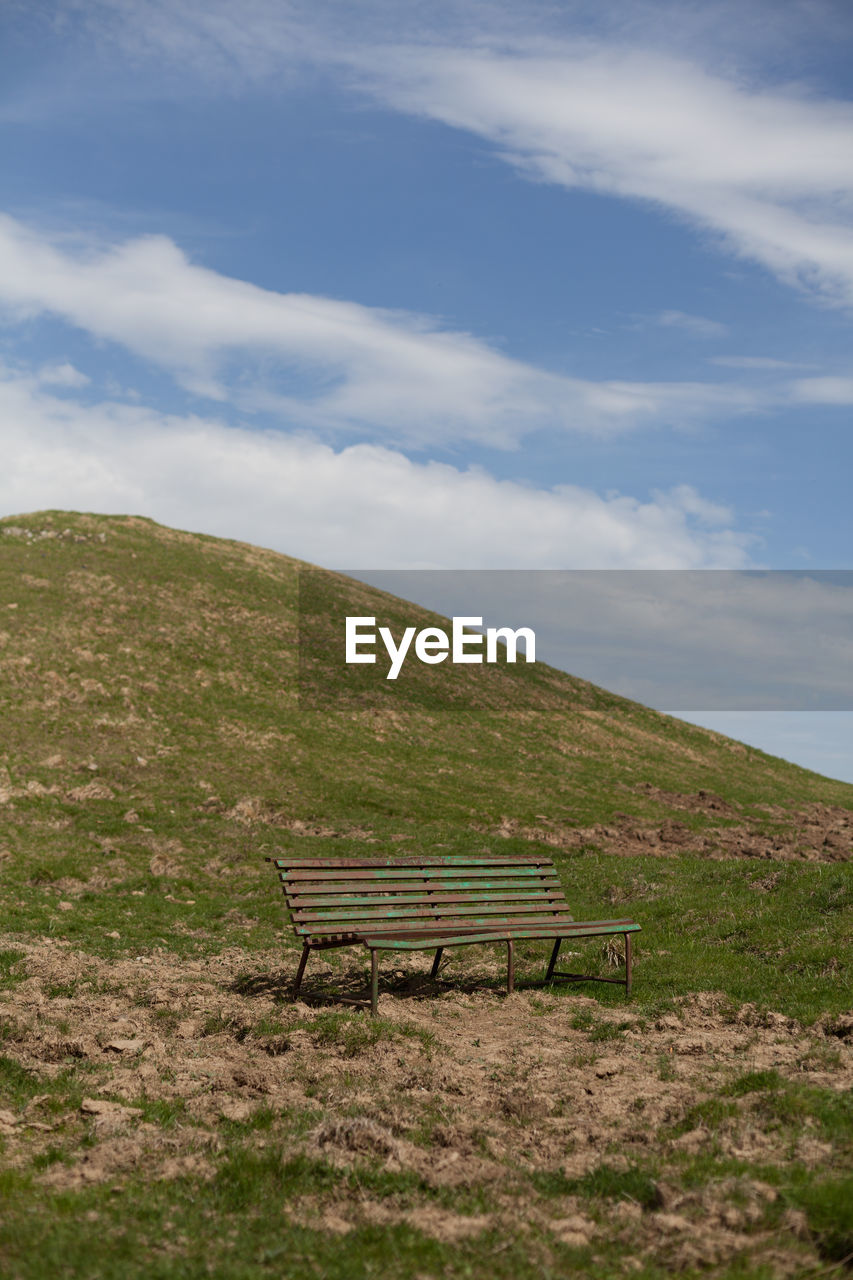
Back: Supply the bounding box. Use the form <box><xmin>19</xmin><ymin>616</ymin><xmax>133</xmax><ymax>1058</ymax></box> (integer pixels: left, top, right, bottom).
<box><xmin>0</xmin><ymin>511</ymin><xmax>851</xmax><ymax>1279</ymax></box>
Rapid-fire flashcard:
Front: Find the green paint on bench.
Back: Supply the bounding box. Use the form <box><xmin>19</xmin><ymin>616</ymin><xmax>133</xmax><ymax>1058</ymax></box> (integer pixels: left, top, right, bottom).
<box><xmin>267</xmin><ymin>855</ymin><xmax>641</xmax><ymax>1013</ymax></box>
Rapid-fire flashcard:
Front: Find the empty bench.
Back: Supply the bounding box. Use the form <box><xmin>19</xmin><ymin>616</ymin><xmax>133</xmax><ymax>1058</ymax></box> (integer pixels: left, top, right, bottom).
<box><xmin>268</xmin><ymin>855</ymin><xmax>640</xmax><ymax>1013</ymax></box>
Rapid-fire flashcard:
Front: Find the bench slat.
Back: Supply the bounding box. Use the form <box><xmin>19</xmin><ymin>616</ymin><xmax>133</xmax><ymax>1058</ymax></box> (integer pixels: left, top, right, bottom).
<box><xmin>360</xmin><ymin>920</ymin><xmax>640</xmax><ymax>945</ymax></box>
<box><xmin>360</xmin><ymin>923</ymin><xmax>640</xmax><ymax>949</ymax></box>
<box><xmin>283</xmin><ymin>875</ymin><xmax>562</xmax><ymax>897</ymax></box>
<box><xmin>288</xmin><ymin>888</ymin><xmax>567</xmax><ymax>909</ymax></box>
<box><xmin>293</xmin><ymin>900</ymin><xmax>574</xmax><ymax>926</ymax></box>
<box><xmin>269</xmin><ymin>854</ymin><xmax>641</xmax><ymax>1008</ymax></box>
<box><xmin>298</xmin><ymin>910</ymin><xmax>582</xmax><ymax>936</ymax></box>
<box><xmin>273</xmin><ymin>856</ymin><xmax>552</xmax><ymax>870</ymax></box>
<box><xmin>302</xmin><ymin>919</ymin><xmax>639</xmax><ymax>945</ymax></box>
<box><xmin>279</xmin><ymin>866</ymin><xmax>556</xmax><ymax>883</ymax></box>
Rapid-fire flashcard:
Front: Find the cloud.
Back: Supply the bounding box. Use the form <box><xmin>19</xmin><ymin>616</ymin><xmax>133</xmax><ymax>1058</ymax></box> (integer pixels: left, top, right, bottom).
<box><xmin>36</xmin><ymin>362</ymin><xmax>91</xmax><ymax>387</ymax></box>
<box><xmin>0</xmin><ymin>364</ymin><xmax>754</xmax><ymax>568</ymax></box>
<box><xmin>657</xmin><ymin>310</ymin><xmax>728</xmax><ymax>338</ymax></box>
<box><xmin>45</xmin><ymin>1</ymin><xmax>853</xmax><ymax>93</ymax></box>
<box><xmin>346</xmin><ymin>42</ymin><xmax>853</xmax><ymax>307</ymax></box>
<box><xmin>0</xmin><ymin>213</ymin><xmax>772</xmax><ymax>446</ymax></box>
<box><xmin>708</xmin><ymin>356</ymin><xmax>809</xmax><ymax>370</ymax></box>
<box><xmin>791</xmin><ymin>376</ymin><xmax>853</xmax><ymax>404</ymax></box>
<box><xmin>18</xmin><ymin>7</ymin><xmax>853</xmax><ymax>310</ymax></box>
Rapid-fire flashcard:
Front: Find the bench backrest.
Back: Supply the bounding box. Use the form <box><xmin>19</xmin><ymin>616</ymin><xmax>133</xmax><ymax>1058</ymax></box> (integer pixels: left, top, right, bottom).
<box><xmin>270</xmin><ymin>855</ymin><xmax>573</xmax><ymax>944</ymax></box>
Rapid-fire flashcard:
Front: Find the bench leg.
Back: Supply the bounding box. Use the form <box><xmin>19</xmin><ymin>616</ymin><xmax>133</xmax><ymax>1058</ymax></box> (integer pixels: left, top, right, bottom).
<box><xmin>545</xmin><ymin>938</ymin><xmax>561</xmax><ymax>983</ymax></box>
<box><xmin>506</xmin><ymin>939</ymin><xmax>515</xmax><ymax>995</ymax></box>
<box><xmin>430</xmin><ymin>947</ymin><xmax>444</xmax><ymax>980</ymax></box>
<box><xmin>370</xmin><ymin>949</ymin><xmax>379</xmax><ymax>1017</ymax></box>
<box><xmin>625</xmin><ymin>932</ymin><xmax>632</xmax><ymax>997</ymax></box>
<box><xmin>293</xmin><ymin>943</ymin><xmax>311</xmax><ymax>1000</ymax></box>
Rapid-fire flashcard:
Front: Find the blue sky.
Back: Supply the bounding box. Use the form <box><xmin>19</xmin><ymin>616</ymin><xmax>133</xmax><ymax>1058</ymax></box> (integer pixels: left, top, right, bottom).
<box><xmin>1</xmin><ymin>0</ymin><xmax>852</xmax><ymax>777</ymax></box>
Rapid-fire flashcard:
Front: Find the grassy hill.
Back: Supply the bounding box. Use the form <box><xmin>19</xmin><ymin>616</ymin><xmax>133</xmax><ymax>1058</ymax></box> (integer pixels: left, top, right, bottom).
<box><xmin>0</xmin><ymin>510</ymin><xmax>850</xmax><ymax>1279</ymax></box>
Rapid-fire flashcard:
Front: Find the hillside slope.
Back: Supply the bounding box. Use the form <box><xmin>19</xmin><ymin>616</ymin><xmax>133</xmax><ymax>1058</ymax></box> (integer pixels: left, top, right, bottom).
<box><xmin>0</xmin><ymin>508</ymin><xmax>850</xmax><ymax>1000</ymax></box>
<box><xmin>1</xmin><ymin>511</ymin><xmax>851</xmax><ymax>1280</ymax></box>
<box><xmin>2</xmin><ymin>509</ymin><xmax>851</xmax><ymax>843</ymax></box>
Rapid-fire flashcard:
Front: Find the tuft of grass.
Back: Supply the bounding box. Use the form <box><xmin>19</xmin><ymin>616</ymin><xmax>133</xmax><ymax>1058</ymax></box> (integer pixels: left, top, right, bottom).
<box><xmin>589</xmin><ymin>1019</ymin><xmax>632</xmax><ymax>1043</ymax></box>
<box><xmin>134</xmin><ymin>1097</ymin><xmax>188</xmax><ymax>1129</ymax></box>
<box><xmin>723</xmin><ymin>1069</ymin><xmax>783</xmax><ymax>1097</ymax></box>
<box><xmin>788</xmin><ymin>1173</ymin><xmax>853</xmax><ymax>1262</ymax></box>
<box><xmin>533</xmin><ymin>1162</ymin><xmax>662</xmax><ymax>1211</ymax></box>
<box><xmin>0</xmin><ymin>1054</ymin><xmax>40</xmax><ymax>1107</ymax></box>
<box><xmin>307</xmin><ymin>1011</ymin><xmax>434</xmax><ymax>1058</ymax></box>
<box><xmin>214</xmin><ymin>1149</ymin><xmax>341</xmax><ymax>1211</ymax></box>
<box><xmin>43</xmin><ymin>980</ymin><xmax>81</xmax><ymax>1000</ymax></box>
<box><xmin>31</xmin><ymin>1147</ymin><xmax>71</xmax><ymax>1171</ymax></box>
<box><xmin>669</xmin><ymin>1098</ymin><xmax>738</xmax><ymax>1137</ymax></box>
<box><xmin>756</xmin><ymin>1083</ymin><xmax>853</xmax><ymax>1143</ymax></box>
<box><xmin>657</xmin><ymin>1051</ymin><xmax>678</xmax><ymax>1082</ymax></box>
<box><xmin>0</xmin><ymin>949</ymin><xmax>26</xmax><ymax>991</ymax></box>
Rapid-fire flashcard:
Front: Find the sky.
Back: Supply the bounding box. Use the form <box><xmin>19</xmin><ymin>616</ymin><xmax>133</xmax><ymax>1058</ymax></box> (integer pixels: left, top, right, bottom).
<box><xmin>1</xmin><ymin>0</ymin><xmax>852</xmax><ymax>778</ymax></box>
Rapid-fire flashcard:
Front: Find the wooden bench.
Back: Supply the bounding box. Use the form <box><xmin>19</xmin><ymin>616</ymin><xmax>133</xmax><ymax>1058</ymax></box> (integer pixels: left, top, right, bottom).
<box><xmin>268</xmin><ymin>855</ymin><xmax>640</xmax><ymax>1013</ymax></box>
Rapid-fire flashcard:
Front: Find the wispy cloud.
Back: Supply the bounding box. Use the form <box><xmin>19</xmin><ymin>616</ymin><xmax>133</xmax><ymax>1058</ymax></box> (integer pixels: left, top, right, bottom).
<box><xmin>0</xmin><ymin>364</ymin><xmax>754</xmax><ymax>568</ymax></box>
<box><xmin>0</xmin><ymin>214</ymin><xmax>775</xmax><ymax>446</ymax></box>
<box><xmin>657</xmin><ymin>310</ymin><xmax>728</xmax><ymax>338</ymax></box>
<box><xmin>346</xmin><ymin>42</ymin><xmax>853</xmax><ymax>308</ymax></box>
<box><xmin>26</xmin><ymin>6</ymin><xmax>853</xmax><ymax>311</ymax></box>
<box><xmin>36</xmin><ymin>361</ymin><xmax>91</xmax><ymax>387</ymax></box>
<box><xmin>708</xmin><ymin>356</ymin><xmax>810</xmax><ymax>370</ymax></box>
<box><xmin>790</xmin><ymin>376</ymin><xmax>853</xmax><ymax>405</ymax></box>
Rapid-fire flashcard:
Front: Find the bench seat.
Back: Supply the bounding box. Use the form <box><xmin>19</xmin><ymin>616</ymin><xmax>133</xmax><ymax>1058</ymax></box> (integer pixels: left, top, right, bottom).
<box><xmin>268</xmin><ymin>855</ymin><xmax>640</xmax><ymax>1013</ymax></box>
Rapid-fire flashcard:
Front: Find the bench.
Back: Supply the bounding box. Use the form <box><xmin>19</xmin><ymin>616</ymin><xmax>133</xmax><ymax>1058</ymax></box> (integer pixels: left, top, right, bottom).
<box><xmin>268</xmin><ymin>855</ymin><xmax>640</xmax><ymax>1013</ymax></box>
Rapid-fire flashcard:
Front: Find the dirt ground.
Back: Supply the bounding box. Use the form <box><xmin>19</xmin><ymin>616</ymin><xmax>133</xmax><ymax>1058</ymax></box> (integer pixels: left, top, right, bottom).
<box><xmin>1</xmin><ymin>936</ymin><xmax>851</xmax><ymax>1273</ymax></box>
<box><xmin>496</xmin><ymin>791</ymin><xmax>853</xmax><ymax>862</ymax></box>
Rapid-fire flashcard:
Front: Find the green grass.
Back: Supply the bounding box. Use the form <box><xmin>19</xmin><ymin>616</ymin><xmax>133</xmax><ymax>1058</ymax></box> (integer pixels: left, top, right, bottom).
<box><xmin>531</xmin><ymin>1162</ymin><xmax>664</xmax><ymax>1210</ymax></box>
<box><xmin>722</xmin><ymin>1069</ymin><xmax>784</xmax><ymax>1097</ymax></box>
<box><xmin>0</xmin><ymin>949</ymin><xmax>26</xmax><ymax>992</ymax></box>
<box><xmin>305</xmin><ymin>1011</ymin><xmax>436</xmax><ymax>1058</ymax></box>
<box><xmin>0</xmin><ymin>510</ymin><xmax>851</xmax><ymax>1279</ymax></box>
<box><xmin>0</xmin><ymin>1148</ymin><xmax>636</xmax><ymax>1280</ymax></box>
<box><xmin>787</xmin><ymin>1172</ymin><xmax>853</xmax><ymax>1262</ymax></box>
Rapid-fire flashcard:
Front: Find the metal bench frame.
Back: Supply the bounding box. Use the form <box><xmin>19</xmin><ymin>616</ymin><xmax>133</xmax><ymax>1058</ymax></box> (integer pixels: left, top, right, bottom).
<box><xmin>268</xmin><ymin>855</ymin><xmax>640</xmax><ymax>1014</ymax></box>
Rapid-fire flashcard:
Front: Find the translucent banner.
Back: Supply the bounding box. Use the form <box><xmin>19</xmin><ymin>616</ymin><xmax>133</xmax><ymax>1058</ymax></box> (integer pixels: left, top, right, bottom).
<box><xmin>298</xmin><ymin>569</ymin><xmax>853</xmax><ymax>711</ymax></box>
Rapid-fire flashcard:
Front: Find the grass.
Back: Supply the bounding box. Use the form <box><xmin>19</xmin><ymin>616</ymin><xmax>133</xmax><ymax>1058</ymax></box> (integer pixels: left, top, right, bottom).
<box><xmin>787</xmin><ymin>1173</ymin><xmax>853</xmax><ymax>1262</ymax></box>
<box><xmin>0</xmin><ymin>949</ymin><xmax>26</xmax><ymax>992</ymax></box>
<box><xmin>306</xmin><ymin>1011</ymin><xmax>436</xmax><ymax>1057</ymax></box>
<box><xmin>0</xmin><ymin>510</ymin><xmax>851</xmax><ymax>1278</ymax></box>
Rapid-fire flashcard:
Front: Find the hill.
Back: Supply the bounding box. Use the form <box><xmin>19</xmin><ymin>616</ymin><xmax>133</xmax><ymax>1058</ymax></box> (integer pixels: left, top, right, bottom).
<box><xmin>0</xmin><ymin>510</ymin><xmax>850</xmax><ymax>1279</ymax></box>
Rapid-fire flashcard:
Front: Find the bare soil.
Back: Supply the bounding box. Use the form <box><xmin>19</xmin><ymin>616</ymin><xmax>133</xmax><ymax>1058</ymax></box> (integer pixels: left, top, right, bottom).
<box><xmin>495</xmin><ymin>791</ymin><xmax>852</xmax><ymax>862</ymax></box>
<box><xmin>1</xmin><ymin>936</ymin><xmax>850</xmax><ymax>1271</ymax></box>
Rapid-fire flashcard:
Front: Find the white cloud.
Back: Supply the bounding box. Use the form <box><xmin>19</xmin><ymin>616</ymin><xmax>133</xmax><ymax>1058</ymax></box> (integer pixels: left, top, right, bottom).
<box><xmin>347</xmin><ymin>42</ymin><xmax>853</xmax><ymax>307</ymax></box>
<box><xmin>48</xmin><ymin>1</ymin><xmax>853</xmax><ymax>97</ymax></box>
<box><xmin>15</xmin><ymin>8</ymin><xmax>853</xmax><ymax>310</ymax></box>
<box><xmin>36</xmin><ymin>362</ymin><xmax>91</xmax><ymax>387</ymax></box>
<box><xmin>0</xmin><ymin>213</ymin><xmax>772</xmax><ymax>446</ymax></box>
<box><xmin>0</xmin><ymin>365</ymin><xmax>753</xmax><ymax>568</ymax></box>
<box><xmin>708</xmin><ymin>356</ymin><xmax>809</xmax><ymax>370</ymax></box>
<box><xmin>791</xmin><ymin>376</ymin><xmax>853</xmax><ymax>404</ymax></box>
<box><xmin>657</xmin><ymin>310</ymin><xmax>727</xmax><ymax>338</ymax></box>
